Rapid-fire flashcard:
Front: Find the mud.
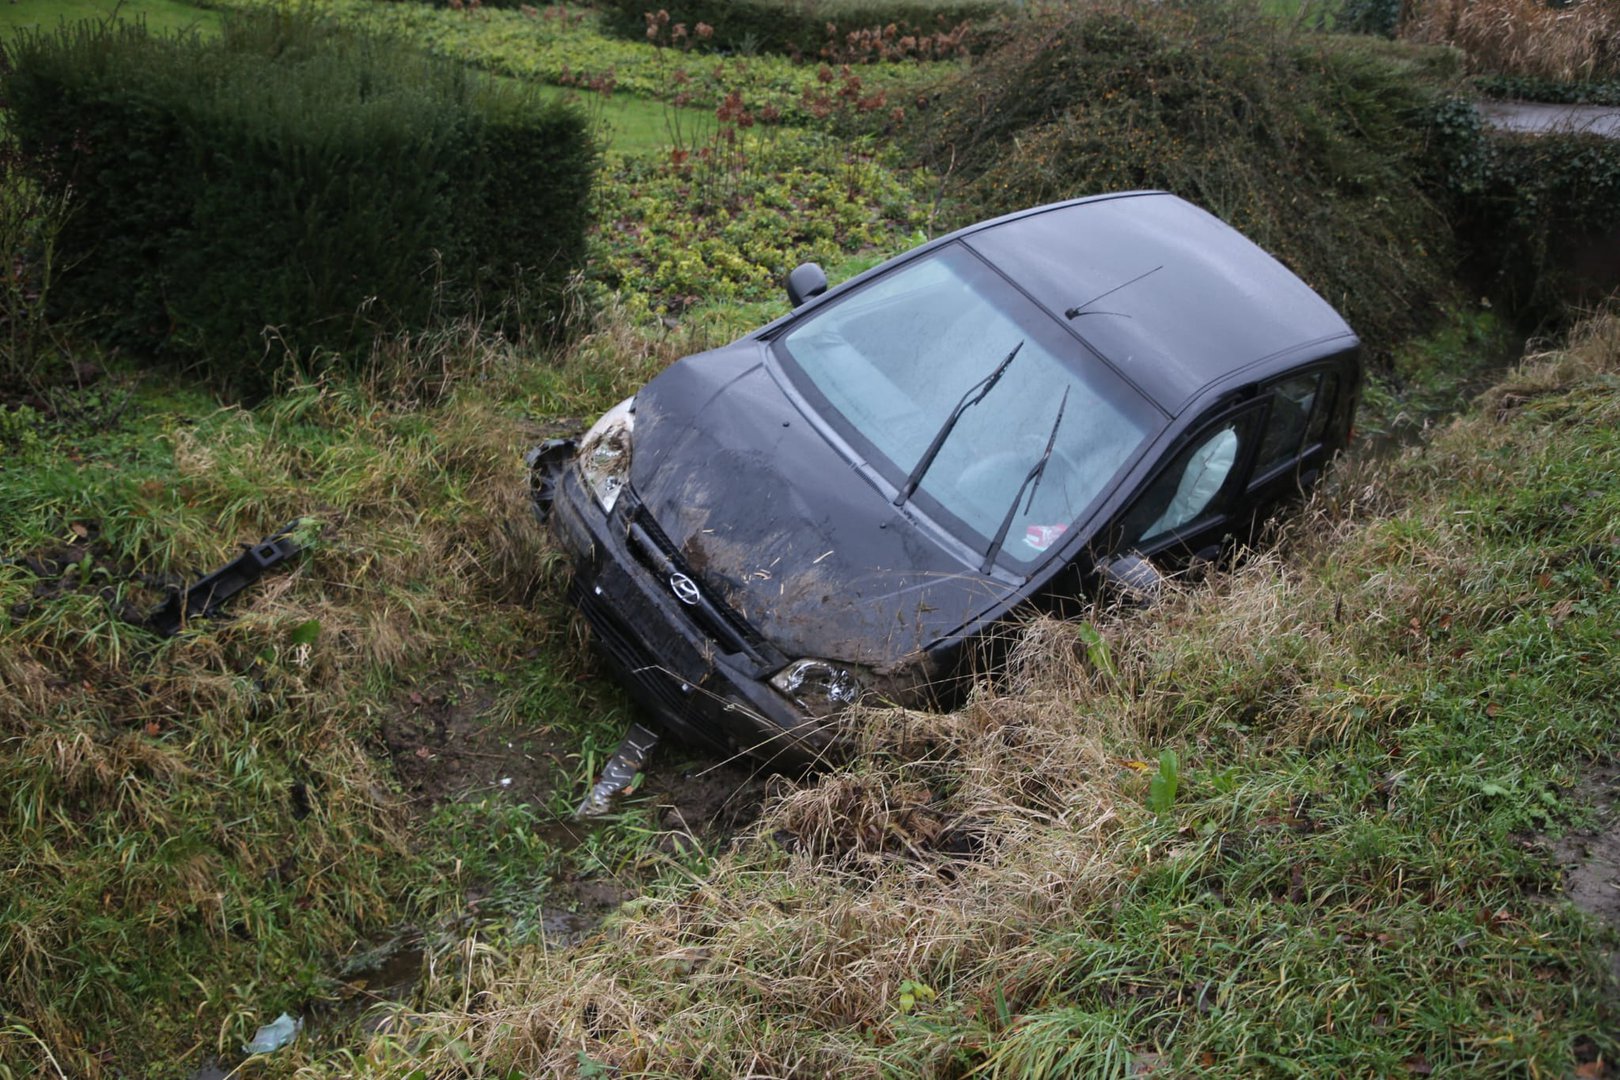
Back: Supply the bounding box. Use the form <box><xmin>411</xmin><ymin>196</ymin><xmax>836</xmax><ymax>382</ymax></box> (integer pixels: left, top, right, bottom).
<box><xmin>380</xmin><ymin>673</ymin><xmax>769</xmax><ymax>927</ymax></box>
<box><xmin>379</xmin><ymin>677</ymin><xmax>769</xmax><ymax>836</ymax></box>
<box><xmin>1550</xmin><ymin>765</ymin><xmax>1620</xmax><ymax>995</ymax></box>
<box><xmin>380</xmin><ymin>680</ymin><xmax>570</xmax><ymax>808</ymax></box>
<box><xmin>3</xmin><ymin>528</ymin><xmax>171</xmax><ymax>628</ymax></box>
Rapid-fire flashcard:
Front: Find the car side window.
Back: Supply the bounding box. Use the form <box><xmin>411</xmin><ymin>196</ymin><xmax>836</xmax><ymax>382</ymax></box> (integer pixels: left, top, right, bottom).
<box><xmin>1252</xmin><ymin>371</ymin><xmax>1322</xmax><ymax>479</ymax></box>
<box><xmin>1303</xmin><ymin>371</ymin><xmax>1339</xmax><ymax>446</ymax></box>
<box><xmin>1114</xmin><ymin>408</ymin><xmax>1262</xmax><ymax>549</ymax></box>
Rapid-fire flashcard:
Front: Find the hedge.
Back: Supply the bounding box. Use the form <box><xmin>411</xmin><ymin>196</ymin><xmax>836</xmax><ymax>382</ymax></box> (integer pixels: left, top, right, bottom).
<box><xmin>1</xmin><ymin>11</ymin><xmax>596</xmax><ymax>383</ymax></box>
<box><xmin>1441</xmin><ymin>119</ymin><xmax>1620</xmax><ymax>322</ymax></box>
<box><xmin>910</xmin><ymin>1</ymin><xmax>1470</xmax><ymax>358</ymax></box>
<box><xmin>598</xmin><ymin>0</ymin><xmax>1011</xmax><ymax>59</ymax></box>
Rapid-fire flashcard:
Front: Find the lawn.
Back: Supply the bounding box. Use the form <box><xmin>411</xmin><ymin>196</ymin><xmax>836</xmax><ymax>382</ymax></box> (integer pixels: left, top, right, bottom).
<box><xmin>0</xmin><ymin>0</ymin><xmax>220</xmax><ymax>37</ymax></box>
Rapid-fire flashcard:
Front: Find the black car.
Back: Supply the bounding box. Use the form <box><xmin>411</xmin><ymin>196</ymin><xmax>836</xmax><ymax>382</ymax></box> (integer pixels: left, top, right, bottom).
<box><xmin>531</xmin><ymin>192</ymin><xmax>1360</xmax><ymax>768</ymax></box>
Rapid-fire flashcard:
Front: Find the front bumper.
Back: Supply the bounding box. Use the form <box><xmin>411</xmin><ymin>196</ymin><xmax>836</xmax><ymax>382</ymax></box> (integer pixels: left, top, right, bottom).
<box><xmin>535</xmin><ymin>454</ymin><xmax>842</xmax><ymax>770</ymax></box>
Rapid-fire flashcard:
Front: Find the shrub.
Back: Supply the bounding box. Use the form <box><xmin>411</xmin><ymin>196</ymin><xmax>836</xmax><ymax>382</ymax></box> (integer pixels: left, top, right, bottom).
<box><xmin>1331</xmin><ymin>0</ymin><xmax>1404</xmax><ymax>36</ymax></box>
<box><xmin>1450</xmin><ymin>131</ymin><xmax>1620</xmax><ymax>322</ymax></box>
<box><xmin>0</xmin><ymin>134</ymin><xmax>71</xmax><ymax>395</ymax></box>
<box><xmin>912</xmin><ymin>0</ymin><xmax>1465</xmax><ymax>357</ymax></box>
<box><xmin>1403</xmin><ymin>0</ymin><xmax>1620</xmax><ymax>82</ymax></box>
<box><xmin>1473</xmin><ymin>73</ymin><xmax>1620</xmax><ymax>105</ymax></box>
<box><xmin>1</xmin><ymin>12</ymin><xmax>596</xmax><ymax>387</ymax></box>
<box><xmin>599</xmin><ymin>0</ymin><xmax>1010</xmax><ymax>59</ymax></box>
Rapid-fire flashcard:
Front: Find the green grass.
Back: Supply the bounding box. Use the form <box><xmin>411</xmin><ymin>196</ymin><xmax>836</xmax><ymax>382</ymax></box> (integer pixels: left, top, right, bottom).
<box><xmin>367</xmin><ymin>312</ymin><xmax>1620</xmax><ymax>1078</ymax></box>
<box><xmin>0</xmin><ymin>0</ymin><xmax>219</xmax><ymax>38</ymax></box>
<box><xmin>2</xmin><ymin>1</ymin><xmax>1616</xmax><ymax>1076</ymax></box>
<box><xmin>0</xmin><ymin>323</ymin><xmax>706</xmax><ymax>1075</ymax></box>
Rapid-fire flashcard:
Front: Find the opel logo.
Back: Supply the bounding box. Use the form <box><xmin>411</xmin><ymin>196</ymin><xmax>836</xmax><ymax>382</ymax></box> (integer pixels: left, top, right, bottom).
<box><xmin>669</xmin><ymin>572</ymin><xmax>701</xmax><ymax>606</ymax></box>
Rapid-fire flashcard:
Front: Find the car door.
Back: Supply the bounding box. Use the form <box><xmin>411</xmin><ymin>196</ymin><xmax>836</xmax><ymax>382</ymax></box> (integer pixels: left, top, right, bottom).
<box><xmin>1244</xmin><ymin>366</ymin><xmax>1342</xmax><ymax>516</ymax></box>
<box><xmin>1100</xmin><ymin>399</ymin><xmax>1268</xmax><ymax>567</ymax></box>
<box><xmin>1098</xmin><ymin>366</ymin><xmax>1344</xmax><ymax>570</ymax></box>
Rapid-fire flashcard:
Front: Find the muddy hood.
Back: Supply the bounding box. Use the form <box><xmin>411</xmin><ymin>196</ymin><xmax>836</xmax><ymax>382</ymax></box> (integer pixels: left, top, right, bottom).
<box><xmin>628</xmin><ymin>343</ymin><xmax>1015</xmax><ymax>670</ymax></box>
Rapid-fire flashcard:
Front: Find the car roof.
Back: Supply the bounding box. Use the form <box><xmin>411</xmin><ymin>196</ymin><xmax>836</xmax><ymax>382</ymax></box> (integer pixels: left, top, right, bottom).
<box><xmin>961</xmin><ymin>192</ymin><xmax>1357</xmax><ymax>414</ymax></box>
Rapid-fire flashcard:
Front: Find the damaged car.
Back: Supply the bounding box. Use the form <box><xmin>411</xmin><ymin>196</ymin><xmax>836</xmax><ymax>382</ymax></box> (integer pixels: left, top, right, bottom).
<box><xmin>530</xmin><ymin>191</ymin><xmax>1360</xmax><ymax>768</ymax></box>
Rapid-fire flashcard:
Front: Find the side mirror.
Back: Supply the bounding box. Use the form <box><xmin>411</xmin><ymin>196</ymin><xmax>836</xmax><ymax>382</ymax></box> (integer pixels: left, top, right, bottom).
<box><xmin>1097</xmin><ymin>552</ymin><xmax>1162</xmax><ymax>605</ymax></box>
<box><xmin>786</xmin><ymin>262</ymin><xmax>828</xmax><ymax>308</ymax></box>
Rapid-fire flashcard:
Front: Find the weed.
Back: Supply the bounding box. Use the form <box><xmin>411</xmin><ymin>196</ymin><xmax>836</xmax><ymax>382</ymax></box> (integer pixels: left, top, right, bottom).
<box><xmin>1405</xmin><ymin>0</ymin><xmax>1620</xmax><ymax>82</ymax></box>
<box><xmin>1145</xmin><ymin>749</ymin><xmax>1181</xmax><ymax>816</ymax></box>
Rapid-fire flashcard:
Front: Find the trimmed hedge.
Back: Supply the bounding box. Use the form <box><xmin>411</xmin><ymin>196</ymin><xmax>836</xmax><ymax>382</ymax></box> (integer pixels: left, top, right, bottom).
<box><xmin>2</xmin><ymin>11</ymin><xmax>595</xmax><ymax>382</ymax></box>
<box><xmin>599</xmin><ymin>0</ymin><xmax>1009</xmax><ymax>58</ymax></box>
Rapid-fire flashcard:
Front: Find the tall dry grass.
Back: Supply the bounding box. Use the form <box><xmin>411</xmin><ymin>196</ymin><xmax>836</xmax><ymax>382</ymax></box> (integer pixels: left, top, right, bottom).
<box><xmin>382</xmin><ymin>312</ymin><xmax>1620</xmax><ymax>1077</ymax></box>
<box><xmin>1404</xmin><ymin>0</ymin><xmax>1620</xmax><ymax>81</ymax></box>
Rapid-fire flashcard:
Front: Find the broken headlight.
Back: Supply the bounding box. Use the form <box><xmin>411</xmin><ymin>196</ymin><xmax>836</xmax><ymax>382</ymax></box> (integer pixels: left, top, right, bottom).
<box><xmin>577</xmin><ymin>396</ymin><xmax>634</xmax><ymax>513</ymax></box>
<box><xmin>770</xmin><ymin>659</ymin><xmax>863</xmax><ymax>716</ymax></box>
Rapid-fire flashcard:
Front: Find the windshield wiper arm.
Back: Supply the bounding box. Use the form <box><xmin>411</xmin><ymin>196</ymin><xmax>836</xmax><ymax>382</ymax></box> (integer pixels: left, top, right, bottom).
<box><xmin>894</xmin><ymin>339</ymin><xmax>1024</xmax><ymax>508</ymax></box>
<box><xmin>980</xmin><ymin>386</ymin><xmax>1070</xmax><ymax>574</ymax></box>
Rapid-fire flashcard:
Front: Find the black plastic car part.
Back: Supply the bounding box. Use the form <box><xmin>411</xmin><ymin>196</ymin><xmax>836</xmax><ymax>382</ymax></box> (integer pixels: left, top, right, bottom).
<box><xmin>146</xmin><ymin>521</ymin><xmax>305</xmax><ymax>637</ymax></box>
<box><xmin>525</xmin><ymin>438</ymin><xmax>576</xmax><ymax>522</ymax></box>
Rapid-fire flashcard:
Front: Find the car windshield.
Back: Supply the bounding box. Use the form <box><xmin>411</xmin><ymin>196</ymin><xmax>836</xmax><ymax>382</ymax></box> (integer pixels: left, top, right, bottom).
<box><xmin>778</xmin><ymin>243</ymin><xmax>1159</xmax><ymax>569</ymax></box>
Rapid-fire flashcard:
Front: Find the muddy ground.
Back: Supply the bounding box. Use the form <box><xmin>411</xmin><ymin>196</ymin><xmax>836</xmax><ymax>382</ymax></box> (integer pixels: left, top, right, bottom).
<box><xmin>380</xmin><ymin>675</ymin><xmax>770</xmax><ymax>922</ymax></box>
<box><xmin>1548</xmin><ymin>765</ymin><xmax>1620</xmax><ymax>996</ymax></box>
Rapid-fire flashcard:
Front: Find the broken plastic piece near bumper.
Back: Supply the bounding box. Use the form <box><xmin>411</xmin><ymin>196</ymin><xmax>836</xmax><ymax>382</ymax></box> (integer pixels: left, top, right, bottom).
<box><xmin>1097</xmin><ymin>551</ymin><xmax>1163</xmax><ymax>604</ymax></box>
<box><xmin>576</xmin><ymin>722</ymin><xmax>661</xmax><ymax>818</ymax></box>
<box><xmin>526</xmin><ymin>438</ymin><xmax>577</xmax><ymax>522</ymax></box>
<box><xmin>145</xmin><ymin>520</ymin><xmax>306</xmax><ymax>637</ymax></box>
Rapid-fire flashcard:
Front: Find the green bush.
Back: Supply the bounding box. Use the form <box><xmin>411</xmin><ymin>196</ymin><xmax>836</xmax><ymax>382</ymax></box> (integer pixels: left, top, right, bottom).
<box><xmin>1448</xmin><ymin>129</ymin><xmax>1620</xmax><ymax>323</ymax></box>
<box><xmin>1</xmin><ymin>11</ymin><xmax>596</xmax><ymax>386</ymax></box>
<box><xmin>912</xmin><ymin>0</ymin><xmax>1465</xmax><ymax>358</ymax></box>
<box><xmin>1474</xmin><ymin>73</ymin><xmax>1620</xmax><ymax>107</ymax></box>
<box><xmin>599</xmin><ymin>0</ymin><xmax>1009</xmax><ymax>58</ymax></box>
<box><xmin>1328</xmin><ymin>0</ymin><xmax>1403</xmax><ymax>37</ymax></box>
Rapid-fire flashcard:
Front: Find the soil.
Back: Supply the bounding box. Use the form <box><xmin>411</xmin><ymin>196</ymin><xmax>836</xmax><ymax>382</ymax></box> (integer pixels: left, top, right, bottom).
<box><xmin>4</xmin><ymin>527</ymin><xmax>173</xmax><ymax>628</ymax></box>
<box><xmin>380</xmin><ymin>680</ymin><xmax>569</xmax><ymax>810</ymax></box>
<box><xmin>379</xmin><ymin>675</ymin><xmax>769</xmax><ymax>920</ymax></box>
<box><xmin>1550</xmin><ymin>765</ymin><xmax>1620</xmax><ymax>997</ymax></box>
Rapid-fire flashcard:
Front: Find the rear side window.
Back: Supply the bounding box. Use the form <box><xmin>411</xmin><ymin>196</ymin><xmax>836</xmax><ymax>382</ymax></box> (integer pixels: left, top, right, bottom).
<box><xmin>1253</xmin><ymin>372</ymin><xmax>1323</xmax><ymax>479</ymax></box>
<box><xmin>1304</xmin><ymin>372</ymin><xmax>1340</xmax><ymax>446</ymax></box>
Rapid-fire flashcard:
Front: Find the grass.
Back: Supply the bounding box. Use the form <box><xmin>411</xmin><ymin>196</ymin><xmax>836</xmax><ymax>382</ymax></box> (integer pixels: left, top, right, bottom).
<box><xmin>1404</xmin><ymin>0</ymin><xmax>1620</xmax><ymax>82</ymax></box>
<box><xmin>0</xmin><ymin>314</ymin><xmax>727</xmax><ymax>1075</ymax></box>
<box><xmin>366</xmin><ymin>311</ymin><xmax>1620</xmax><ymax>1077</ymax></box>
<box><xmin>2</xmin><ymin>0</ymin><xmax>1617</xmax><ymax>1075</ymax></box>
<box><xmin>0</xmin><ymin>0</ymin><xmax>220</xmax><ymax>38</ymax></box>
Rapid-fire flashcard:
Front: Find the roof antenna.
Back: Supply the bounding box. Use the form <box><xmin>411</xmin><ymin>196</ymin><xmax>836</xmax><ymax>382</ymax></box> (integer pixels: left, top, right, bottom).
<box><xmin>1065</xmin><ymin>264</ymin><xmax>1163</xmax><ymax>320</ymax></box>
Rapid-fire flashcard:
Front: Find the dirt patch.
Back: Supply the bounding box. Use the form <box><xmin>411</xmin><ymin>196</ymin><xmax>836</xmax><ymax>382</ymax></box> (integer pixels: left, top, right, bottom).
<box><xmin>380</xmin><ymin>680</ymin><xmax>572</xmax><ymax>809</ymax></box>
<box><xmin>4</xmin><ymin>527</ymin><xmax>170</xmax><ymax>627</ymax></box>
<box><xmin>379</xmin><ymin>677</ymin><xmax>768</xmax><ymax>927</ymax></box>
<box><xmin>1551</xmin><ymin>765</ymin><xmax>1620</xmax><ymax>996</ymax></box>
<box><xmin>379</xmin><ymin>675</ymin><xmax>769</xmax><ymax>835</ymax></box>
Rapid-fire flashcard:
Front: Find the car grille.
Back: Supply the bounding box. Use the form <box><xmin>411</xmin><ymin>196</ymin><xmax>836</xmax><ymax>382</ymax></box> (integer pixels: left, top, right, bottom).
<box><xmin>625</xmin><ymin>504</ymin><xmax>767</xmax><ymax>662</ymax></box>
<box><xmin>572</xmin><ymin>581</ymin><xmax>713</xmax><ymax>734</ymax></box>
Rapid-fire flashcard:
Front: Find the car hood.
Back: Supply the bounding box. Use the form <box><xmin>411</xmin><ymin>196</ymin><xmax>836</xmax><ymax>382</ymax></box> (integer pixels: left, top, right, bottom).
<box><xmin>628</xmin><ymin>343</ymin><xmax>1016</xmax><ymax>671</ymax></box>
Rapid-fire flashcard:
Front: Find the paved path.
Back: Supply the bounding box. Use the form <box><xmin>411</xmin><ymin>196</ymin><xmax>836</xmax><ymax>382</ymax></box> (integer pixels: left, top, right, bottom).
<box><xmin>1479</xmin><ymin>100</ymin><xmax>1620</xmax><ymax>138</ymax></box>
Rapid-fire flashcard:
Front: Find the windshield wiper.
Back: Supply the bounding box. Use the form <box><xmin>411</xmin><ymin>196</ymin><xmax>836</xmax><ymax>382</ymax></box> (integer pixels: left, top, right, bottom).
<box><xmin>980</xmin><ymin>386</ymin><xmax>1070</xmax><ymax>574</ymax></box>
<box><xmin>894</xmin><ymin>340</ymin><xmax>1023</xmax><ymax>508</ymax></box>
